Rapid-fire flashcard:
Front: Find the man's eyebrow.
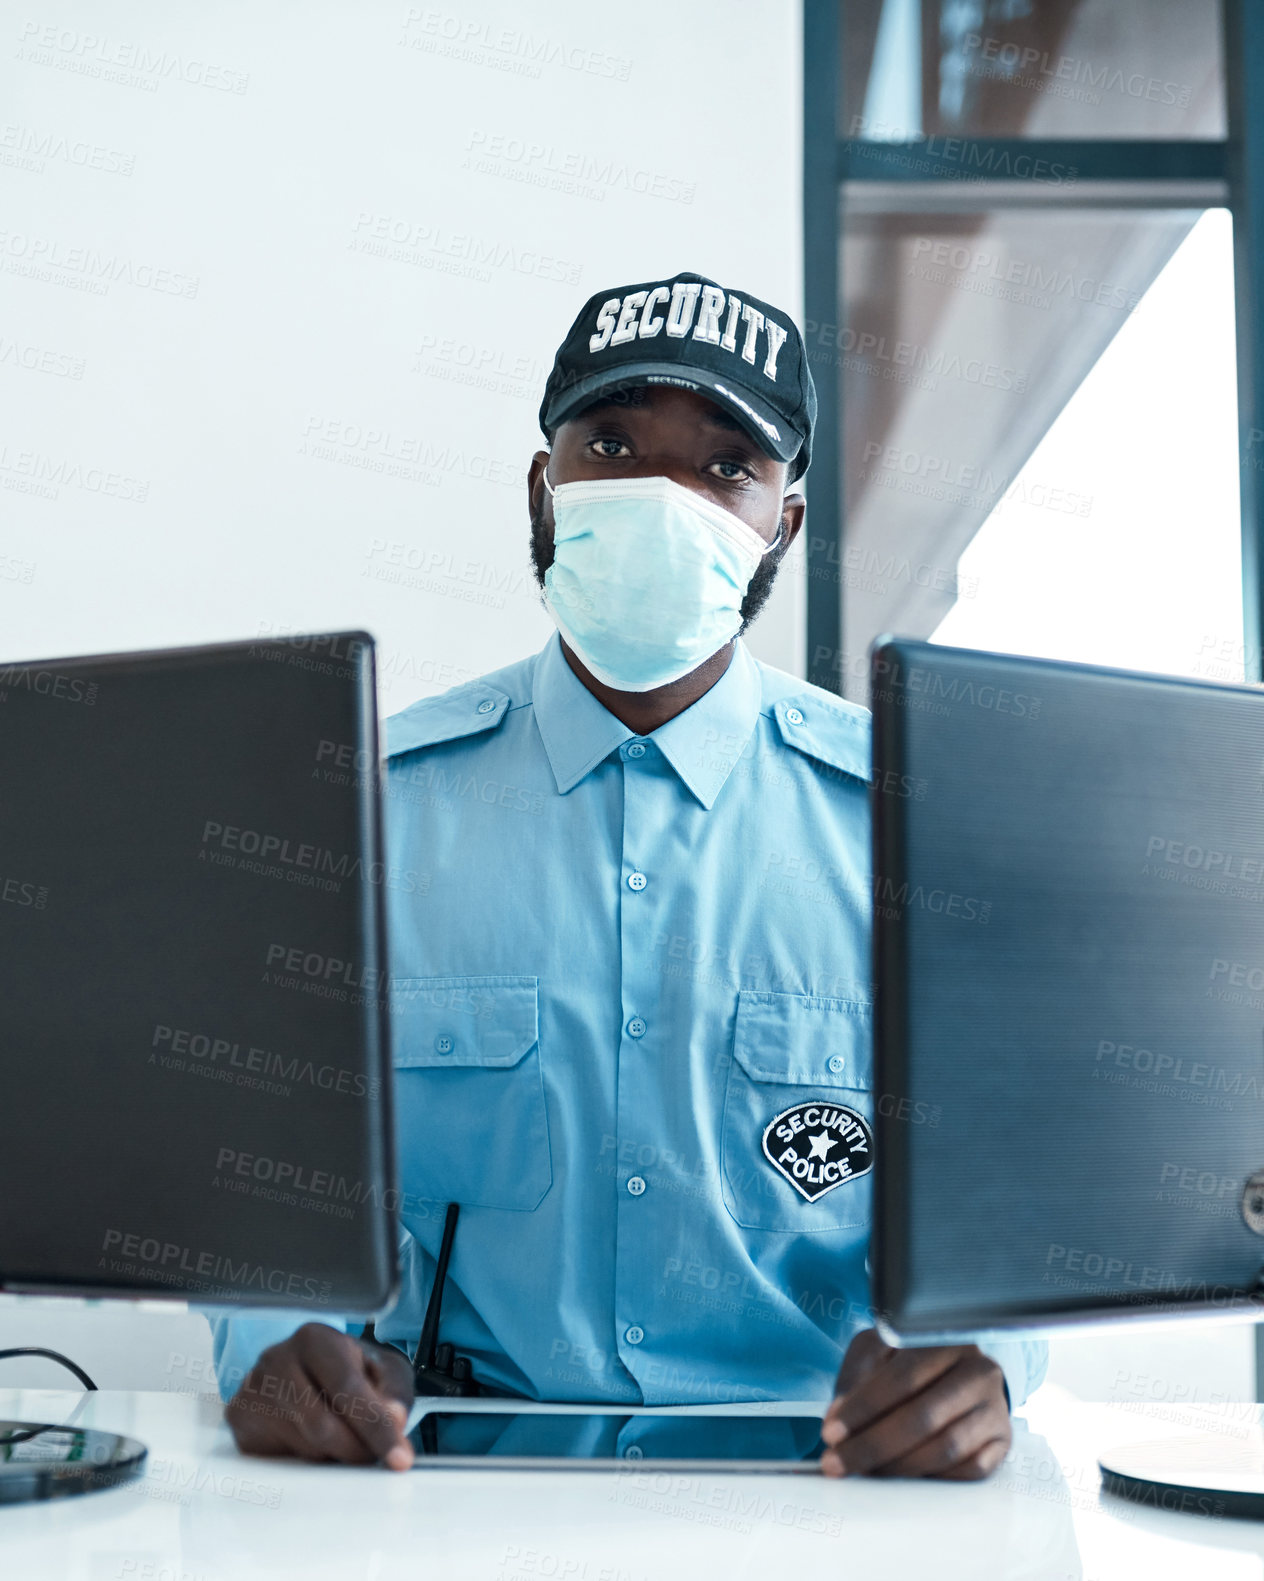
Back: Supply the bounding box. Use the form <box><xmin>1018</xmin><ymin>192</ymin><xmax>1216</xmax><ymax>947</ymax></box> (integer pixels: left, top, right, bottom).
<box><xmin>571</xmin><ymin>395</ymin><xmax>764</xmax><ymax>448</ymax></box>
<box><xmin>700</xmin><ymin>407</ymin><xmax>776</xmax><ymax>457</ymax></box>
<box><xmin>700</xmin><ymin>407</ymin><xmax>745</xmax><ymax>432</ymax></box>
<box><xmin>571</xmin><ymin>397</ymin><xmax>644</xmax><ymax>423</ymax></box>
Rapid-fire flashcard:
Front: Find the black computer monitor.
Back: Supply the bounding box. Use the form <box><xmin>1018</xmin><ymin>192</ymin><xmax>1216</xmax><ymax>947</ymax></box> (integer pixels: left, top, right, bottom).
<box><xmin>870</xmin><ymin>637</ymin><xmax>1264</xmax><ymax>1340</ymax></box>
<box><xmin>0</xmin><ymin>634</ymin><xmax>396</xmax><ymax>1314</ymax></box>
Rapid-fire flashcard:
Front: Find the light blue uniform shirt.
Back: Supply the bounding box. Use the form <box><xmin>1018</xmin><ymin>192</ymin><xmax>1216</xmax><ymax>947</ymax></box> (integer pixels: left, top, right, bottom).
<box><xmin>208</xmin><ymin>633</ymin><xmax>1046</xmax><ymax>1409</ymax></box>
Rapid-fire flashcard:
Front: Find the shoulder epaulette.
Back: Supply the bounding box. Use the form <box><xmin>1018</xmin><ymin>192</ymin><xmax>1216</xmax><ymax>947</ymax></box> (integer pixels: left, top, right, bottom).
<box><xmin>757</xmin><ymin>661</ymin><xmax>871</xmax><ymax>782</ymax></box>
<box><xmin>384</xmin><ymin>684</ymin><xmax>512</xmax><ymax>759</ymax></box>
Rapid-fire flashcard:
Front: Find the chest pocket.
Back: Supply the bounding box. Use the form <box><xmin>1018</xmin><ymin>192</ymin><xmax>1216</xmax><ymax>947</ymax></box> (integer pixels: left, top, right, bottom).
<box><xmin>720</xmin><ymin>989</ymin><xmax>873</xmax><ymax>1233</ymax></box>
<box><xmin>390</xmin><ymin>975</ymin><xmax>552</xmax><ymax>1212</ymax></box>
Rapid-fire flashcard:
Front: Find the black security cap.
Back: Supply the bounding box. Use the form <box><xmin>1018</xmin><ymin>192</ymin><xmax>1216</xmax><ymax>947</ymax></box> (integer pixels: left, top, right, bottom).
<box><xmin>539</xmin><ymin>271</ymin><xmax>817</xmax><ymax>482</ymax></box>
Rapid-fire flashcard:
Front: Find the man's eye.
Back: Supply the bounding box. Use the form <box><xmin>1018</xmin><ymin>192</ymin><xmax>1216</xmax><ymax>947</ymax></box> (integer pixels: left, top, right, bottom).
<box><xmin>588</xmin><ymin>438</ymin><xmax>631</xmax><ymax>458</ymax></box>
<box><xmin>709</xmin><ymin>460</ymin><xmax>752</xmax><ymax>481</ymax></box>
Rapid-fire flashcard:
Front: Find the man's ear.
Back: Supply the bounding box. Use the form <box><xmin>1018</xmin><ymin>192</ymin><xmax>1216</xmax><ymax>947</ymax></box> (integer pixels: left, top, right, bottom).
<box><xmin>527</xmin><ymin>451</ymin><xmax>551</xmax><ymax>523</ymax></box>
<box><xmin>778</xmin><ymin>492</ymin><xmax>806</xmax><ymax>552</ymax></box>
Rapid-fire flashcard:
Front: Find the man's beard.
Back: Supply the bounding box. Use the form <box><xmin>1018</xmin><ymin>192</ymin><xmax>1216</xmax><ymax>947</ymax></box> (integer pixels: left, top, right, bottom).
<box><xmin>529</xmin><ymin>508</ymin><xmax>788</xmax><ymax>634</ymax></box>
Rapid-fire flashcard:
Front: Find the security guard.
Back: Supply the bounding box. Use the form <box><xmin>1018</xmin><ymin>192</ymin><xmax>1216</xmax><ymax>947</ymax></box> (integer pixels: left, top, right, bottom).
<box><xmin>211</xmin><ymin>272</ymin><xmax>1046</xmax><ymax>1476</ymax></box>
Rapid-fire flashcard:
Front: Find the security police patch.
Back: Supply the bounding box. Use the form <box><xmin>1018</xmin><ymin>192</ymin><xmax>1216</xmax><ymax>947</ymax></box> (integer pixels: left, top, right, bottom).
<box><xmin>762</xmin><ymin>1102</ymin><xmax>873</xmax><ymax>1203</ymax></box>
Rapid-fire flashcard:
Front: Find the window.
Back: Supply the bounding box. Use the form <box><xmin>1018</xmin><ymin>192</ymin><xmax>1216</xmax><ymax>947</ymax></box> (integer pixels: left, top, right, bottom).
<box><xmin>933</xmin><ymin>208</ymin><xmax>1242</xmax><ymax>680</ymax></box>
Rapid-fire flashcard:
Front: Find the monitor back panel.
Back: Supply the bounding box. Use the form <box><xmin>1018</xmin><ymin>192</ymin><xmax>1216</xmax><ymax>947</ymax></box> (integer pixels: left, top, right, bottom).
<box><xmin>0</xmin><ymin>635</ymin><xmax>395</xmax><ymax>1311</ymax></box>
<box><xmin>872</xmin><ymin>639</ymin><xmax>1264</xmax><ymax>1333</ymax></box>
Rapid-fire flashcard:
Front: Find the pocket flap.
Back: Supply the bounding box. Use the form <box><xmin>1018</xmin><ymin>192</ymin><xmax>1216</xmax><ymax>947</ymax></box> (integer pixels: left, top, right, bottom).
<box><xmin>390</xmin><ymin>975</ymin><xmax>539</xmax><ymax>1068</ymax></box>
<box><xmin>732</xmin><ymin>989</ymin><xmax>871</xmax><ymax>1086</ymax></box>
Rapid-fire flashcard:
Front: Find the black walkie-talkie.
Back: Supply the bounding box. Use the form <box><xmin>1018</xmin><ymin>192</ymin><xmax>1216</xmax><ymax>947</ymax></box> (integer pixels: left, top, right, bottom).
<box><xmin>410</xmin><ymin>1202</ymin><xmax>481</xmax><ymax>1397</ymax></box>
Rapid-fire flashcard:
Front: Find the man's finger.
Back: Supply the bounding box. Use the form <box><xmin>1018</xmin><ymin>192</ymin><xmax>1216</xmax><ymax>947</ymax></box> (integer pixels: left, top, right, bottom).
<box><xmin>829</xmin><ymin>1344</ymin><xmax>966</xmax><ymax>1440</ymax></box>
<box><xmin>362</xmin><ymin>1342</ymin><xmax>417</xmax><ymax>1410</ymax></box>
<box><xmin>830</xmin><ymin>1329</ymin><xmax>893</xmax><ymax>1400</ymax></box>
<box><xmin>823</xmin><ymin>1354</ymin><xmax>984</xmax><ymax>1475</ymax></box>
<box><xmin>227</xmin><ymin>1327</ymin><xmax>415</xmax><ymax>1468</ymax></box>
<box><xmin>225</xmin><ymin>1382</ymin><xmax>275</xmax><ymax>1455</ymax></box>
<box><xmin>868</xmin><ymin>1401</ymin><xmax>1007</xmax><ymax>1479</ymax></box>
<box><xmin>228</xmin><ymin>1349</ymin><xmax>324</xmax><ymax>1457</ymax></box>
<box><xmin>296</xmin><ymin>1327</ymin><xmax>414</xmax><ymax>1466</ymax></box>
<box><xmin>823</xmin><ymin>1330</ymin><xmax>895</xmax><ymax>1435</ymax></box>
<box><xmin>288</xmin><ymin>1365</ymin><xmax>378</xmax><ymax>1465</ymax></box>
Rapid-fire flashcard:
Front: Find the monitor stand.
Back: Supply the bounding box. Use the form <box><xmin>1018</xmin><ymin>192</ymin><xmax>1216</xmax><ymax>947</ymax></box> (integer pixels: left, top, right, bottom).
<box><xmin>0</xmin><ymin>1420</ymin><xmax>147</xmax><ymax>1502</ymax></box>
<box><xmin>1100</xmin><ymin>1426</ymin><xmax>1264</xmax><ymax>1520</ymax></box>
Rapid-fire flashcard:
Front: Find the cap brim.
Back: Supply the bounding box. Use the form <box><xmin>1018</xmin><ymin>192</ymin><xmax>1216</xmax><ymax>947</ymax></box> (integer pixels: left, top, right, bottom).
<box><xmin>542</xmin><ymin>360</ymin><xmax>799</xmax><ymax>466</ymax></box>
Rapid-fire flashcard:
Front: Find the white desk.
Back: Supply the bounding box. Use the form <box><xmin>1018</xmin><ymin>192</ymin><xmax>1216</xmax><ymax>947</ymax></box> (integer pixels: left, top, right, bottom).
<box><xmin>3</xmin><ymin>1385</ymin><xmax>1263</xmax><ymax>1579</ymax></box>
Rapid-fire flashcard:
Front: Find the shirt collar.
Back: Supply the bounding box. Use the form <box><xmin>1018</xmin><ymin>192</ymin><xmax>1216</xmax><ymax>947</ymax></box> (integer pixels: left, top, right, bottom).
<box><xmin>531</xmin><ymin>632</ymin><xmax>763</xmax><ymax>810</ymax></box>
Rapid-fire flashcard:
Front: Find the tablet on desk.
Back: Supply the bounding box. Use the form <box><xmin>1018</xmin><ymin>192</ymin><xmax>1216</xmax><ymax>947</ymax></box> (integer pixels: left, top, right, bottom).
<box><xmin>408</xmin><ymin>1407</ymin><xmax>825</xmax><ymax>1472</ymax></box>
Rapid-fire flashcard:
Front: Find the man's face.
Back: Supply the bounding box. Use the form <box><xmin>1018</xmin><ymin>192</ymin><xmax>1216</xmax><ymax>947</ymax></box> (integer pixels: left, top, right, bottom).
<box><xmin>527</xmin><ymin>385</ymin><xmax>805</xmax><ymax>633</ymax></box>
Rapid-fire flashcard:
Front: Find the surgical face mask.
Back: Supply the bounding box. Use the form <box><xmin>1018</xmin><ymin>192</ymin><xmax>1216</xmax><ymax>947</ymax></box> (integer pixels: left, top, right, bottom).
<box><xmin>540</xmin><ymin>473</ymin><xmax>782</xmax><ymax>692</ymax></box>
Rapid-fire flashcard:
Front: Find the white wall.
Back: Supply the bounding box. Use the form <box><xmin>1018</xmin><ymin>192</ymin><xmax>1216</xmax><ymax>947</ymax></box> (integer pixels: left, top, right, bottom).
<box><xmin>0</xmin><ymin>0</ymin><xmax>806</xmax><ymax>697</ymax></box>
<box><xmin>0</xmin><ymin>1294</ymin><xmax>219</xmax><ymax>1394</ymax></box>
<box><xmin>0</xmin><ymin>0</ymin><xmax>804</xmax><ymax>1386</ymax></box>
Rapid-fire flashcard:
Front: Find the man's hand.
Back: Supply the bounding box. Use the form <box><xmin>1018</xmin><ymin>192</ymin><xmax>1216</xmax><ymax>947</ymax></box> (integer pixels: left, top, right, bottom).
<box><xmin>225</xmin><ymin>1322</ymin><xmax>416</xmax><ymax>1469</ymax></box>
<box><xmin>820</xmin><ymin>1330</ymin><xmax>1010</xmax><ymax>1480</ymax></box>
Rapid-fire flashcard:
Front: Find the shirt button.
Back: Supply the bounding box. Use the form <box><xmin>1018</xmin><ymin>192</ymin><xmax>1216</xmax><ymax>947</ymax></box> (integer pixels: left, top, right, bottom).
<box><xmin>623</xmin><ymin>1443</ymin><xmax>643</xmax><ymax>1461</ymax></box>
<box><xmin>785</xmin><ymin>707</ymin><xmax>805</xmax><ymax>726</ymax></box>
<box><xmin>627</xmin><ymin>871</ymin><xmax>647</xmax><ymax>891</ymax></box>
<box><xmin>476</xmin><ymin>699</ymin><xmax>496</xmax><ymax>714</ymax></box>
<box><xmin>625</xmin><ymin>1326</ymin><xmax>645</xmax><ymax>1346</ymax></box>
<box><xmin>627</xmin><ymin>1176</ymin><xmax>646</xmax><ymax>1196</ymax></box>
<box><xmin>626</xmin><ymin>741</ymin><xmax>646</xmax><ymax>758</ymax></box>
<box><xmin>435</xmin><ymin>1035</ymin><xmax>454</xmax><ymax>1055</ymax></box>
<box><xmin>827</xmin><ymin>1055</ymin><xmax>845</xmax><ymax>1074</ymax></box>
<box><xmin>626</xmin><ymin>1017</ymin><xmax>647</xmax><ymax>1039</ymax></box>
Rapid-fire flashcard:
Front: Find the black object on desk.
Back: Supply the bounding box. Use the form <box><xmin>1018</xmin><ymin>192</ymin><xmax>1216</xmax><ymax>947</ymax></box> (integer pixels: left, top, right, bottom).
<box><xmin>0</xmin><ymin>1421</ymin><xmax>146</xmax><ymax>1502</ymax></box>
<box><xmin>871</xmin><ymin>638</ymin><xmax>1264</xmax><ymax>1336</ymax></box>
<box><xmin>0</xmin><ymin>632</ymin><xmax>398</xmax><ymax>1500</ymax></box>
<box><xmin>409</xmin><ymin>1408</ymin><xmax>825</xmax><ymax>1470</ymax></box>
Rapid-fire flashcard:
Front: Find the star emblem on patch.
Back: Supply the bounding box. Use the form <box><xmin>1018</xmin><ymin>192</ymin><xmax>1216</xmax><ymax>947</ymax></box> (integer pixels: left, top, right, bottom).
<box><xmin>762</xmin><ymin>1101</ymin><xmax>873</xmax><ymax>1203</ymax></box>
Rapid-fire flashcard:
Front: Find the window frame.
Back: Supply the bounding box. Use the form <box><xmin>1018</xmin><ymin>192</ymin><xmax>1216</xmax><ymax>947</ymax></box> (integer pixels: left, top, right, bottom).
<box><xmin>803</xmin><ymin>0</ymin><xmax>1258</xmax><ymax>691</ymax></box>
